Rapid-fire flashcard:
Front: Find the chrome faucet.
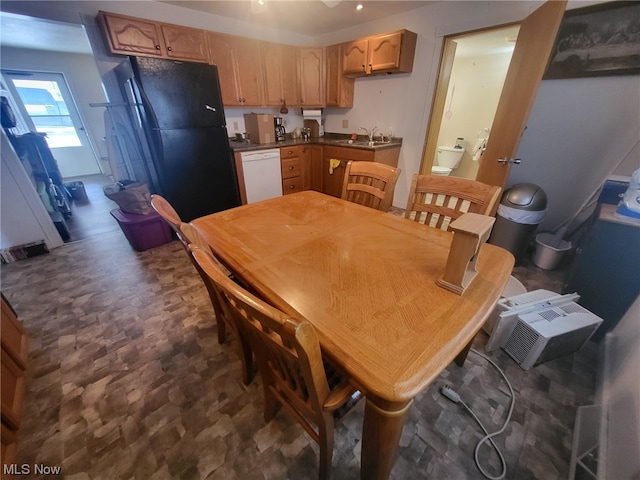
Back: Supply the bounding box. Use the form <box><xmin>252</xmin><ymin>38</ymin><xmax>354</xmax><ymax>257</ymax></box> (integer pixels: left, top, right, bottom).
<box><xmin>359</xmin><ymin>126</ymin><xmax>378</xmax><ymax>143</ymax></box>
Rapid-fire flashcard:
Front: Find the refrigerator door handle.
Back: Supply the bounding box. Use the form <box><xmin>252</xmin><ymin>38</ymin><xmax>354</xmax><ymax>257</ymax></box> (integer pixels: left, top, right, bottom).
<box><xmin>205</xmin><ymin>104</ymin><xmax>217</xmax><ymax>112</ymax></box>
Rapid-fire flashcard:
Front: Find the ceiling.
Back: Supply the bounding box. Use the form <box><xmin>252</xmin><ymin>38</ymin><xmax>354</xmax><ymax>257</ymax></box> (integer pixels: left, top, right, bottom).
<box><xmin>161</xmin><ymin>1</ymin><xmax>435</xmax><ymax>36</ymax></box>
<box><xmin>0</xmin><ymin>1</ymin><xmax>515</xmax><ymax>57</ymax></box>
<box><xmin>0</xmin><ymin>11</ymin><xmax>93</xmax><ymax>55</ymax></box>
<box><xmin>0</xmin><ymin>1</ymin><xmax>435</xmax><ymax>55</ymax></box>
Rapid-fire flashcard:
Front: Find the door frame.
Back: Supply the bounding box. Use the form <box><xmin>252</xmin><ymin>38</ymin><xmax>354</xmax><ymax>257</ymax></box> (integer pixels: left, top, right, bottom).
<box><xmin>420</xmin><ymin>1</ymin><xmax>567</xmax><ymax>192</ymax></box>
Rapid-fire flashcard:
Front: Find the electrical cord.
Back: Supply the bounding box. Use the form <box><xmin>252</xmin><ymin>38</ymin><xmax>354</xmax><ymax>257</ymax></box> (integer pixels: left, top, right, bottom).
<box><xmin>440</xmin><ymin>348</ymin><xmax>515</xmax><ymax>480</ymax></box>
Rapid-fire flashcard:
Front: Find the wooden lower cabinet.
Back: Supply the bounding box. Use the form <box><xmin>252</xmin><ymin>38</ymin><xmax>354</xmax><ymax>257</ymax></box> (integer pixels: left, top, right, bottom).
<box><xmin>1</xmin><ymin>294</ymin><xmax>28</xmax><ymax>468</ymax></box>
<box><xmin>280</xmin><ymin>146</ymin><xmax>304</xmax><ymax>195</ymax></box>
<box><xmin>321</xmin><ymin>146</ymin><xmax>375</xmax><ymax>198</ymax></box>
<box><xmin>308</xmin><ymin>145</ymin><xmax>323</xmax><ymax>192</ymax></box>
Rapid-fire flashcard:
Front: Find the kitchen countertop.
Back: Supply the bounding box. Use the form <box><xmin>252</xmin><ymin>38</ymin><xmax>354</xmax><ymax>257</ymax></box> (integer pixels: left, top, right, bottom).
<box><xmin>228</xmin><ymin>134</ymin><xmax>403</xmax><ymax>153</ymax></box>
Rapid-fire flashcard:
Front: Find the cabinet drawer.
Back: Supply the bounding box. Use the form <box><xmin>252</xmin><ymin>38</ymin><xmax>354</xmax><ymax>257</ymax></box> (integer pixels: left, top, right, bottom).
<box><xmin>281</xmin><ymin>158</ymin><xmax>300</xmax><ymax>179</ymax></box>
<box><xmin>280</xmin><ymin>146</ymin><xmax>302</xmax><ymax>159</ymax></box>
<box><xmin>283</xmin><ymin>177</ymin><xmax>303</xmax><ymax>194</ymax></box>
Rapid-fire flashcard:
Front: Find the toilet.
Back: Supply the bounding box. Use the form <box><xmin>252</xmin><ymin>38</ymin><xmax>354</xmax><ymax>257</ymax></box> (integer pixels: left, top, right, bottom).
<box><xmin>431</xmin><ymin>146</ymin><xmax>465</xmax><ymax>176</ymax></box>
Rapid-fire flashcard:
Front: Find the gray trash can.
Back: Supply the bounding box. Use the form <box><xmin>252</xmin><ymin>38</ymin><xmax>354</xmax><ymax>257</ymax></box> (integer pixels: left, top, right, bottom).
<box><xmin>488</xmin><ymin>183</ymin><xmax>547</xmax><ymax>265</ymax></box>
<box><xmin>66</xmin><ymin>181</ymin><xmax>88</xmax><ymax>202</ymax></box>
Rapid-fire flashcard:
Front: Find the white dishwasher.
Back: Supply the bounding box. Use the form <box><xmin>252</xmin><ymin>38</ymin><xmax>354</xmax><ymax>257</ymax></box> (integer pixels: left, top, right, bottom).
<box><xmin>240</xmin><ymin>149</ymin><xmax>283</xmax><ymax>204</ymax></box>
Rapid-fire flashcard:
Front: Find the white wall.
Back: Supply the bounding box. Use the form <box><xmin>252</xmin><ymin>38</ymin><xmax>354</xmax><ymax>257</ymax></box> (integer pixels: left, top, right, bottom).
<box><xmin>1</xmin><ymin>46</ymin><xmax>108</xmax><ymax>177</ymax></box>
<box><xmin>510</xmin><ymin>75</ymin><xmax>640</xmax><ymax>232</ymax></box>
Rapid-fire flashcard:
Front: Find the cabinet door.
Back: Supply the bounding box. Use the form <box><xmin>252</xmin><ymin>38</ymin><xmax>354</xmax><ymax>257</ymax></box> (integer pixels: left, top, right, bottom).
<box><xmin>342</xmin><ymin>39</ymin><xmax>368</xmax><ymax>75</ymax></box>
<box><xmin>322</xmin><ymin>146</ymin><xmax>371</xmax><ymax>198</ymax></box>
<box><xmin>263</xmin><ymin>44</ymin><xmax>299</xmax><ymax>107</ymax></box>
<box><xmin>100</xmin><ymin>12</ymin><xmax>165</xmax><ymax>57</ymax></box>
<box><xmin>234</xmin><ymin>37</ymin><xmax>265</xmax><ymax>106</ymax></box>
<box><xmin>280</xmin><ymin>45</ymin><xmax>300</xmax><ymax>107</ymax></box>
<box><xmin>322</xmin><ymin>155</ymin><xmax>346</xmax><ymax>198</ymax></box>
<box><xmin>299</xmin><ymin>48</ymin><xmax>325</xmax><ymax>107</ymax></box>
<box><xmin>1</xmin><ymin>298</ymin><xmax>28</xmax><ymax>368</ymax></box>
<box><xmin>369</xmin><ymin>32</ymin><xmax>402</xmax><ymax>72</ymax></box>
<box><xmin>208</xmin><ymin>32</ymin><xmax>242</xmax><ymax>106</ymax></box>
<box><xmin>308</xmin><ymin>145</ymin><xmax>323</xmax><ymax>192</ymax></box>
<box><xmin>263</xmin><ymin>42</ymin><xmax>285</xmax><ymax>106</ymax></box>
<box><xmin>1</xmin><ymin>349</ymin><xmax>25</xmax><ymax>431</ymax></box>
<box><xmin>325</xmin><ymin>44</ymin><xmax>354</xmax><ymax>108</ymax></box>
<box><xmin>160</xmin><ymin>24</ymin><xmax>208</xmax><ymax>62</ymax></box>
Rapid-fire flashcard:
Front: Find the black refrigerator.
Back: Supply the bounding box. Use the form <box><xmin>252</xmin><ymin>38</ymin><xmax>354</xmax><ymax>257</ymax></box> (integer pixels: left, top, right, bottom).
<box><xmin>129</xmin><ymin>56</ymin><xmax>240</xmax><ymax>222</ymax></box>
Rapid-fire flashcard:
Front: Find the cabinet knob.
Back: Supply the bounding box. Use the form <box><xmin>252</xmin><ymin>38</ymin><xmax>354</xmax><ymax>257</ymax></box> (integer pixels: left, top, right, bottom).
<box><xmin>155</xmin><ymin>45</ymin><xmax>161</xmax><ymax>50</ymax></box>
<box><xmin>289</xmin><ymin>185</ymin><xmax>295</xmax><ymax>189</ymax></box>
<box><xmin>288</xmin><ymin>166</ymin><xmax>294</xmax><ymax>170</ymax></box>
<box><xmin>167</xmin><ymin>46</ymin><xmax>173</xmax><ymax>52</ymax></box>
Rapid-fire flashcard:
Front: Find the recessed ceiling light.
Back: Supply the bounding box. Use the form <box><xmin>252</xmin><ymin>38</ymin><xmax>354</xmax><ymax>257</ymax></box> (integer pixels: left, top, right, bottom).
<box><xmin>257</xmin><ymin>0</ymin><xmax>265</xmax><ymax>5</ymax></box>
<box><xmin>356</xmin><ymin>4</ymin><xmax>364</xmax><ymax>11</ymax></box>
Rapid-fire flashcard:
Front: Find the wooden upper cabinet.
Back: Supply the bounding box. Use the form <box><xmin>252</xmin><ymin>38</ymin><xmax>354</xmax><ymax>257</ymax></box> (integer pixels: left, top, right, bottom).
<box><xmin>343</xmin><ymin>30</ymin><xmax>417</xmax><ymax>77</ymax></box>
<box><xmin>159</xmin><ymin>24</ymin><xmax>208</xmax><ymax>62</ymax></box>
<box><xmin>234</xmin><ymin>37</ymin><xmax>265</xmax><ymax>106</ymax></box>
<box><xmin>262</xmin><ymin>42</ymin><xmax>299</xmax><ymax>107</ymax></box>
<box><xmin>208</xmin><ymin>32</ymin><xmax>264</xmax><ymax>106</ymax></box>
<box><xmin>100</xmin><ymin>12</ymin><xmax>165</xmax><ymax>57</ymax></box>
<box><xmin>326</xmin><ymin>44</ymin><xmax>354</xmax><ymax>108</ymax></box>
<box><xmin>99</xmin><ymin>12</ymin><xmax>208</xmax><ymax>62</ymax></box>
<box><xmin>342</xmin><ymin>39</ymin><xmax>369</xmax><ymax>76</ymax></box>
<box><xmin>298</xmin><ymin>48</ymin><xmax>325</xmax><ymax>107</ymax></box>
<box><xmin>207</xmin><ymin>33</ymin><xmax>238</xmax><ymax>105</ymax></box>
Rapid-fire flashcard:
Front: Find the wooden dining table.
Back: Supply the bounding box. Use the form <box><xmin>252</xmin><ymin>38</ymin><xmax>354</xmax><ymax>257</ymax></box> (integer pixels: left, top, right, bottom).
<box><xmin>192</xmin><ymin>190</ymin><xmax>514</xmax><ymax>479</ymax></box>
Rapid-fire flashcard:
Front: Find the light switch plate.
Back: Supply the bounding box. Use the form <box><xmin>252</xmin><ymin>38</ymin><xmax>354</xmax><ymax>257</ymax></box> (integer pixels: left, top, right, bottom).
<box><xmin>342</xmin><ymin>119</ymin><xmax>349</xmax><ymax>128</ymax></box>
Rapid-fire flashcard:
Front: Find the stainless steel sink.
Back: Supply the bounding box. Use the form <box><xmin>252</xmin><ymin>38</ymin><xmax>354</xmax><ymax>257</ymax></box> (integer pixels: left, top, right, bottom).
<box><xmin>330</xmin><ymin>139</ymin><xmax>390</xmax><ymax>146</ymax></box>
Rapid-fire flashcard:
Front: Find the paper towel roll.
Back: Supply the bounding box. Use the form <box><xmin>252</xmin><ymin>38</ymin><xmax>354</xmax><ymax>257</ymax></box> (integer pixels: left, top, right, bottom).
<box><xmin>302</xmin><ymin>109</ymin><xmax>322</xmax><ymax>117</ymax></box>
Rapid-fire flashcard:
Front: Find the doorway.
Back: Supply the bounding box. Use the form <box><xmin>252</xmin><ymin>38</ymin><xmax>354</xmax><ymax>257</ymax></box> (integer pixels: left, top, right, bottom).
<box><xmin>421</xmin><ymin>25</ymin><xmax>519</xmax><ymax>180</ymax></box>
<box><xmin>2</xmin><ymin>70</ymin><xmax>101</xmax><ymax>177</ymax></box>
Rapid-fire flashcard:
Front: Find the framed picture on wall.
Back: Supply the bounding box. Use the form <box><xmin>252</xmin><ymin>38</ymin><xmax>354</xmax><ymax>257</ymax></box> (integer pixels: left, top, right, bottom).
<box><xmin>544</xmin><ymin>1</ymin><xmax>640</xmax><ymax>79</ymax></box>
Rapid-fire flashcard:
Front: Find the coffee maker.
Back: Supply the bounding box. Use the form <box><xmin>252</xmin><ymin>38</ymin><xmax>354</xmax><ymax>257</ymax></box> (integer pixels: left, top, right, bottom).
<box><xmin>274</xmin><ymin>117</ymin><xmax>286</xmax><ymax>142</ymax></box>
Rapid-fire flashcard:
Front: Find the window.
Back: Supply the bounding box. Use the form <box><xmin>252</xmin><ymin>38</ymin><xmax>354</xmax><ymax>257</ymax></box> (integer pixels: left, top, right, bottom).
<box><xmin>10</xmin><ymin>78</ymin><xmax>81</xmax><ymax>148</ymax></box>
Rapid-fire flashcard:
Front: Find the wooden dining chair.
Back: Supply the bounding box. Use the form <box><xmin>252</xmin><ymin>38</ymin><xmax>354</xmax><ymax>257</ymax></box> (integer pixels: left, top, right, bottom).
<box><xmin>180</xmin><ymin>223</ymin><xmax>255</xmax><ymax>386</ymax></box>
<box><xmin>151</xmin><ymin>194</ymin><xmax>254</xmax><ymax>385</ymax></box>
<box><xmin>404</xmin><ymin>175</ymin><xmax>501</xmax><ymax>366</ymax></box>
<box><xmin>341</xmin><ymin>161</ymin><xmax>401</xmax><ymax>212</ymax></box>
<box><xmin>404</xmin><ymin>174</ymin><xmax>501</xmax><ymax>231</ymax></box>
<box><xmin>191</xmin><ymin>246</ymin><xmax>362</xmax><ymax>480</ymax></box>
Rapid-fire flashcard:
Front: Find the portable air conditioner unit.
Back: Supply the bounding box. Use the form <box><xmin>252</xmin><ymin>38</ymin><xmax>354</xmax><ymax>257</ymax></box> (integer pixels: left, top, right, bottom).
<box><xmin>502</xmin><ymin>301</ymin><xmax>603</xmax><ymax>370</ymax></box>
<box><xmin>484</xmin><ymin>289</ymin><xmax>580</xmax><ymax>352</ymax></box>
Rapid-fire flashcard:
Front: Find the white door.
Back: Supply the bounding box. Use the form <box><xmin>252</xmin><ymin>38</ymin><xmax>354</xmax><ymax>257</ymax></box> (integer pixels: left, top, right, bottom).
<box><xmin>2</xmin><ymin>70</ymin><xmax>101</xmax><ymax>177</ymax></box>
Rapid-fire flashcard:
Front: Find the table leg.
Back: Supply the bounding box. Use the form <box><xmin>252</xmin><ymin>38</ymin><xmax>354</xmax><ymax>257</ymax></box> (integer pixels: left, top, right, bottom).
<box><xmin>361</xmin><ymin>397</ymin><xmax>413</xmax><ymax>480</ymax></box>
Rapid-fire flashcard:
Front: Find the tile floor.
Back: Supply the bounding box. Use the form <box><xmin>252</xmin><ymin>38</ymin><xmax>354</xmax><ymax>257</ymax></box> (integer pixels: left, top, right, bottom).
<box><xmin>1</xmin><ymin>181</ymin><xmax>597</xmax><ymax>479</ymax></box>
